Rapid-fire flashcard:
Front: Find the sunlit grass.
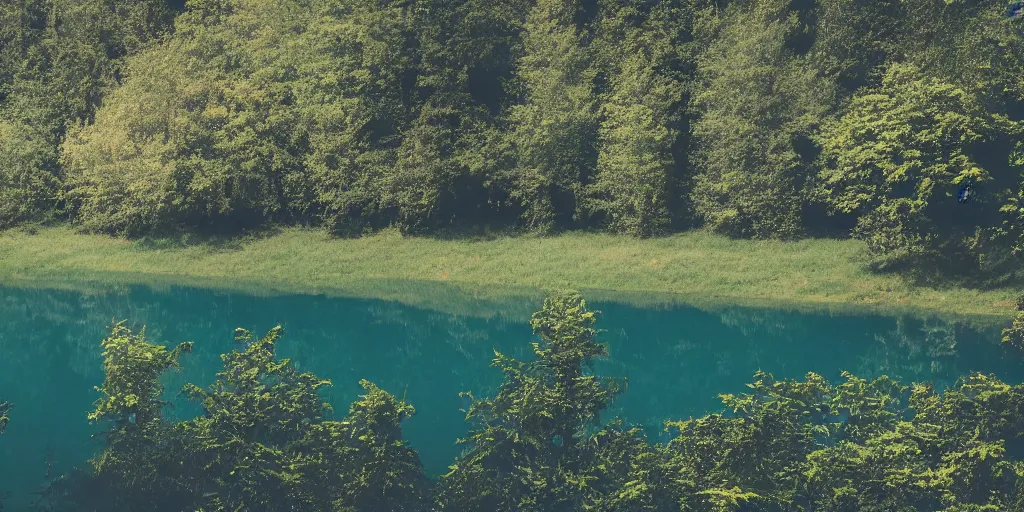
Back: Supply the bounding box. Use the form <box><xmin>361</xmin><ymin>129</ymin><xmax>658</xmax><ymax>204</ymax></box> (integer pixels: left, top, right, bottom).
<box><xmin>0</xmin><ymin>226</ymin><xmax>1017</xmax><ymax>323</ymax></box>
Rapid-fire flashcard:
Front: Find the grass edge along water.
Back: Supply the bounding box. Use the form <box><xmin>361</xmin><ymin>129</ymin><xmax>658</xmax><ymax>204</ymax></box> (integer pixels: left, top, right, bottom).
<box><xmin>0</xmin><ymin>227</ymin><xmax>1018</xmax><ymax>326</ymax></box>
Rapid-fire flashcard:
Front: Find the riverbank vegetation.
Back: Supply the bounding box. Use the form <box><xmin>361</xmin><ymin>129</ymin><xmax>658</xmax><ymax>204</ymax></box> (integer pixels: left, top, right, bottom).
<box><xmin>1004</xmin><ymin>295</ymin><xmax>1024</xmax><ymax>348</ymax></box>
<box><xmin>5</xmin><ymin>293</ymin><xmax>1022</xmax><ymax>511</ymax></box>
<box><xmin>1</xmin><ymin>0</ymin><xmax>1023</xmax><ymax>287</ymax></box>
<box><xmin>0</xmin><ymin>227</ymin><xmax>1020</xmax><ymax>319</ymax></box>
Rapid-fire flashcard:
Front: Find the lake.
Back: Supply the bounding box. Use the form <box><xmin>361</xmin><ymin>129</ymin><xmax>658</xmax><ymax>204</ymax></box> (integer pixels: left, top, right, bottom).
<box><xmin>0</xmin><ymin>284</ymin><xmax>1021</xmax><ymax>509</ymax></box>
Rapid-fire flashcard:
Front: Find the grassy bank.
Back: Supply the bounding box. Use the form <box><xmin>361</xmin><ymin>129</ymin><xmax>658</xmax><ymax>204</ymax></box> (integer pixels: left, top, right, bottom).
<box><xmin>0</xmin><ymin>227</ymin><xmax>1018</xmax><ymax>321</ymax></box>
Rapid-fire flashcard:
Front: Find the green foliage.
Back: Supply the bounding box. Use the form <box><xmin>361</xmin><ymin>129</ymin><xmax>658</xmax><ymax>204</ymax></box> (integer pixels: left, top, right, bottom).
<box><xmin>588</xmin><ymin>0</ymin><xmax>704</xmax><ymax>235</ymax></box>
<box><xmin>804</xmin><ymin>374</ymin><xmax>1024</xmax><ymax>511</ymax></box>
<box><xmin>0</xmin><ymin>0</ymin><xmax>177</xmax><ymax>229</ymax></box>
<box><xmin>184</xmin><ymin>326</ymin><xmax>332</xmax><ymax>449</ymax></box>
<box><xmin>178</xmin><ymin>326</ymin><xmax>429</xmax><ymax>511</ymax></box>
<box><xmin>391</xmin><ymin>0</ymin><xmax>529</xmax><ymax>233</ymax></box>
<box><xmin>691</xmin><ymin>0</ymin><xmax>835</xmax><ymax>239</ymax></box>
<box><xmin>294</xmin><ymin>0</ymin><xmax>419</xmax><ymax>236</ymax></box>
<box><xmin>0</xmin><ymin>119</ymin><xmax>60</xmax><ymax>228</ymax></box>
<box><xmin>72</xmin><ymin>322</ymin><xmax>198</xmax><ymax>512</ymax></box>
<box><xmin>810</xmin><ymin>0</ymin><xmax>902</xmax><ymax>93</ymax></box>
<box><xmin>586</xmin><ymin>42</ymin><xmax>682</xmax><ymax>236</ymax></box>
<box><xmin>88</xmin><ymin>321</ymin><xmax>193</xmax><ymax>428</ymax></box>
<box><xmin>63</xmin><ymin>0</ymin><xmax>307</xmax><ymax>235</ymax></box>
<box><xmin>897</xmin><ymin>0</ymin><xmax>1024</xmax><ymax>104</ymax></box>
<box><xmin>665</xmin><ymin>371</ymin><xmax>829</xmax><ymax>510</ymax></box>
<box><xmin>664</xmin><ymin>369</ymin><xmax>1024</xmax><ymax>512</ymax></box>
<box><xmin>60</xmin><ymin>0</ymin><xmax>512</xmax><ymax>237</ymax></box>
<box><xmin>816</xmin><ymin>62</ymin><xmax>1024</xmax><ymax>279</ymax></box>
<box><xmin>179</xmin><ymin>325</ymin><xmax>334</xmax><ymax>511</ymax></box>
<box><xmin>1003</xmin><ymin>295</ymin><xmax>1024</xmax><ymax>350</ymax></box>
<box><xmin>436</xmin><ymin>292</ymin><xmax>627</xmax><ymax>511</ymax></box>
<box><xmin>3</xmin><ymin>0</ymin><xmax>1023</xmax><ymax>283</ymax></box>
<box><xmin>504</xmin><ymin>0</ymin><xmax>599</xmax><ymax>232</ymax></box>
<box><xmin>52</xmin><ymin>323</ymin><xmax>428</xmax><ymax>512</ymax></box>
<box><xmin>294</xmin><ymin>380</ymin><xmax>430</xmax><ymax>512</ymax></box>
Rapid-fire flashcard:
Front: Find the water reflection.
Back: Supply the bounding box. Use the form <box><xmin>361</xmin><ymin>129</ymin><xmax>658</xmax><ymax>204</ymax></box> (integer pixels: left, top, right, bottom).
<box><xmin>0</xmin><ymin>284</ymin><xmax>1019</xmax><ymax>508</ymax></box>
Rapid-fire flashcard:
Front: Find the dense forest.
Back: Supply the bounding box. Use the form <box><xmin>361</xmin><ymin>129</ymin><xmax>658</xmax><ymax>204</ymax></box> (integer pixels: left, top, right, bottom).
<box><xmin>1</xmin><ymin>0</ymin><xmax>1023</xmax><ymax>283</ymax></box>
<box><xmin>0</xmin><ymin>293</ymin><xmax>1021</xmax><ymax>511</ymax></box>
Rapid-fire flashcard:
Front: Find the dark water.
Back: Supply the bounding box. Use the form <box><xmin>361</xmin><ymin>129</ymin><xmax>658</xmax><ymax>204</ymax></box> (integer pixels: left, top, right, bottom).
<box><xmin>0</xmin><ymin>284</ymin><xmax>1021</xmax><ymax>508</ymax></box>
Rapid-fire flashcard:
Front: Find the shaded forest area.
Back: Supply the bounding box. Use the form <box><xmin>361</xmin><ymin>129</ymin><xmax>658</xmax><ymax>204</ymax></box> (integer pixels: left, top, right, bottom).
<box><xmin>2</xmin><ymin>0</ymin><xmax>1024</xmax><ymax>283</ymax></box>
<box><xmin>2</xmin><ymin>294</ymin><xmax>1024</xmax><ymax>511</ymax></box>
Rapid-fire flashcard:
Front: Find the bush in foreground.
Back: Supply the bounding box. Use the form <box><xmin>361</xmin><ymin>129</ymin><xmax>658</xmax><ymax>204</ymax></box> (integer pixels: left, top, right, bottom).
<box><xmin>1003</xmin><ymin>295</ymin><xmax>1024</xmax><ymax>350</ymax></box>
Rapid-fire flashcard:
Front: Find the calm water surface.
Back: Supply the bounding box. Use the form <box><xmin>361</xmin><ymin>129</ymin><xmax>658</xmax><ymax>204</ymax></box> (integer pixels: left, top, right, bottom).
<box><xmin>0</xmin><ymin>284</ymin><xmax>1021</xmax><ymax>508</ymax></box>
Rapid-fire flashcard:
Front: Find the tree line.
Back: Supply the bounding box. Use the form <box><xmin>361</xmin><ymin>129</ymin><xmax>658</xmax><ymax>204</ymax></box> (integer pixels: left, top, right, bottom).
<box><xmin>1</xmin><ymin>0</ymin><xmax>1023</xmax><ymax>282</ymax></box>
<box><xmin>0</xmin><ymin>293</ymin><xmax>1022</xmax><ymax>511</ymax></box>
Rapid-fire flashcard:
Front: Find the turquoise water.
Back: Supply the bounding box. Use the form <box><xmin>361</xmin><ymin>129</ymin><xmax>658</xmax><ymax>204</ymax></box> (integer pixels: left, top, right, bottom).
<box><xmin>0</xmin><ymin>284</ymin><xmax>1021</xmax><ymax>508</ymax></box>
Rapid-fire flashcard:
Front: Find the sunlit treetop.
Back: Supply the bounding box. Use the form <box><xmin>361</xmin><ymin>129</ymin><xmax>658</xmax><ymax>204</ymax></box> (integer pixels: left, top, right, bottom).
<box><xmin>87</xmin><ymin>321</ymin><xmax>193</xmax><ymax>430</ymax></box>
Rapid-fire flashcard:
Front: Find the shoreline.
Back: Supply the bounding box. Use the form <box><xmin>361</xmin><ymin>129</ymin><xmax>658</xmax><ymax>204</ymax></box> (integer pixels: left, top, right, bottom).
<box><xmin>0</xmin><ymin>227</ymin><xmax>1017</xmax><ymax>324</ymax></box>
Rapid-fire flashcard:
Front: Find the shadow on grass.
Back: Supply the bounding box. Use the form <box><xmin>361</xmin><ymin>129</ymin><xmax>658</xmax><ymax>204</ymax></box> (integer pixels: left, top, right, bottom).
<box><xmin>417</xmin><ymin>220</ymin><xmax>695</xmax><ymax>243</ymax></box>
<box><xmin>132</xmin><ymin>225</ymin><xmax>285</xmax><ymax>252</ymax></box>
<box><xmin>864</xmin><ymin>252</ymin><xmax>1024</xmax><ymax>294</ymax></box>
<box><xmin>402</xmin><ymin>222</ymin><xmax>530</xmax><ymax>243</ymax></box>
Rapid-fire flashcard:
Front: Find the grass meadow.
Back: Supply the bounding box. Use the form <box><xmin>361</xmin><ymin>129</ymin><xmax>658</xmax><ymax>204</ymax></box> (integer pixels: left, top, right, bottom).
<box><xmin>0</xmin><ymin>227</ymin><xmax>1018</xmax><ymax>323</ymax></box>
